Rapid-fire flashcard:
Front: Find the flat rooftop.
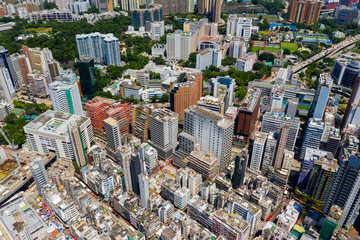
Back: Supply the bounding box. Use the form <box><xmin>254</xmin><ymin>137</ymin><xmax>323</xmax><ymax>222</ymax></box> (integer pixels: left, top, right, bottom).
<box><xmin>0</xmin><ymin>198</ymin><xmax>49</xmax><ymax>239</ymax></box>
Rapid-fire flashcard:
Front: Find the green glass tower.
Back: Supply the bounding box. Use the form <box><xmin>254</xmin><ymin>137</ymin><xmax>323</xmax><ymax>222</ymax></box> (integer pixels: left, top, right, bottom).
<box><xmin>78</xmin><ymin>57</ymin><xmax>96</xmax><ymax>99</ymax></box>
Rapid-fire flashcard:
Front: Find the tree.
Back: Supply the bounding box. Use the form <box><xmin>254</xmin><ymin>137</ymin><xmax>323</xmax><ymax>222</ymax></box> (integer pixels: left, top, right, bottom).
<box><xmin>262</xmin><ymin>18</ymin><xmax>270</xmax><ymax>30</ymax></box>
<box><xmin>159</xmin><ymin>94</ymin><xmax>169</xmax><ymax>102</ymax></box>
<box><xmin>222</xmin><ymin>56</ymin><xmax>237</xmax><ymax>66</ymax></box>
<box><xmin>259</xmin><ymin>53</ymin><xmax>275</xmax><ymax>62</ymax></box>
<box><xmin>283</xmin><ymin>48</ymin><xmax>291</xmax><ymax>55</ymax></box>
<box><xmin>87</xmin><ymin>6</ymin><xmax>100</xmax><ymax>14</ymax></box>
<box><xmin>153</xmin><ymin>57</ymin><xmax>166</xmax><ymax>65</ymax></box>
<box><xmin>44</xmin><ymin>0</ymin><xmax>58</xmax><ymax>9</ymax></box>
<box><xmin>151</xmin><ymin>95</ymin><xmax>158</xmax><ymax>103</ymax></box>
<box><xmin>4</xmin><ymin>113</ymin><xmax>17</xmax><ymax>124</ymax></box>
<box><xmin>253</xmin><ymin>62</ymin><xmax>264</xmax><ymax>71</ymax></box>
<box><xmin>177</xmin><ymin>73</ymin><xmax>187</xmax><ymax>82</ymax></box>
<box><xmin>189</xmin><ymin>52</ymin><xmax>197</xmax><ymax>63</ymax></box>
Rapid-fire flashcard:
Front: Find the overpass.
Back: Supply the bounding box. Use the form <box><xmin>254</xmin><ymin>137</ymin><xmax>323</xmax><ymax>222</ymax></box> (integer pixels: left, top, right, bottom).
<box><xmin>0</xmin><ymin>154</ymin><xmax>56</xmax><ymax>206</ymax></box>
<box><xmin>293</xmin><ymin>35</ymin><xmax>360</xmax><ymax>73</ymax></box>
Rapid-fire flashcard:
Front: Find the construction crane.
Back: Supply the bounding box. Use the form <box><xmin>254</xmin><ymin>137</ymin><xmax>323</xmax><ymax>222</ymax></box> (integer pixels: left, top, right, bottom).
<box><xmin>0</xmin><ymin>128</ymin><xmax>22</xmax><ymax>171</ymax></box>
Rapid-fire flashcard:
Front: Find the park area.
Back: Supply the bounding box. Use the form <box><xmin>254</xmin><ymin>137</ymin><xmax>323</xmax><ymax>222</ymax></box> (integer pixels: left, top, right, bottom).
<box><xmin>26</xmin><ymin>27</ymin><xmax>52</xmax><ymax>34</ymax></box>
<box><xmin>281</xmin><ymin>42</ymin><xmax>298</xmax><ymax>53</ymax></box>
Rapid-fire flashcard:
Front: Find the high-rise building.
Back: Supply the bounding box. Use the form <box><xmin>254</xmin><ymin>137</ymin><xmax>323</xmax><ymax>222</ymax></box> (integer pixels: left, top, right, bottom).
<box><xmin>49</xmin><ymin>81</ymin><xmax>84</xmax><ymax>116</ymax></box>
<box><xmin>47</xmin><ymin>60</ymin><xmax>61</xmax><ymax>81</ymax></box>
<box><xmin>67</xmin><ymin>1</ymin><xmax>90</xmax><ymax>13</ymax></box>
<box><xmin>300</xmin><ymin>118</ymin><xmax>325</xmax><ymax>159</ymax></box>
<box><xmin>270</xmin><ymin>84</ymin><xmax>285</xmax><ymax>113</ymax></box>
<box><xmin>10</xmin><ymin>53</ymin><xmax>31</xmax><ymax>85</ymax></box>
<box><xmin>232</xmin><ymin>153</ymin><xmax>248</xmax><ymax>189</ymax></box>
<box><xmin>261</xmin><ymin>132</ymin><xmax>277</xmax><ymax>171</ymax></box>
<box><xmin>273</xmin><ymin>124</ymin><xmax>290</xmax><ymax>169</ymax></box>
<box><xmin>211</xmin><ymin>210</ymin><xmax>250</xmax><ymax>240</ymax></box>
<box><xmin>140</xmin><ymin>143</ymin><xmax>158</xmax><ymax>172</ymax></box>
<box><xmin>226</xmin><ymin>16</ymin><xmax>253</xmax><ymax>41</ymax></box>
<box><xmin>131</xmin><ymin>104</ymin><xmax>155</xmax><ymax>142</ymax></box>
<box><xmin>24</xmin><ymin>111</ymin><xmax>93</xmax><ymax>166</ymax></box>
<box><xmin>121</xmin><ymin>0</ymin><xmax>139</xmax><ymax>11</ymax></box>
<box><xmin>76</xmin><ymin>33</ymin><xmax>121</xmax><ymax>66</ymax></box>
<box><xmin>341</xmin><ymin>76</ymin><xmax>360</xmax><ymax>130</ymax></box>
<box><xmin>97</xmin><ymin>0</ymin><xmax>114</xmax><ymax>12</ymax></box>
<box><xmin>228</xmin><ymin>39</ymin><xmax>246</xmax><ymax>59</ymax></box>
<box><xmin>170</xmin><ymin>73</ymin><xmax>202</xmax><ymax>121</ymax></box>
<box><xmin>174</xmin><ymin>187</ymin><xmax>191</xmax><ymax>210</ymax></box>
<box><xmin>0</xmin><ymin>68</ymin><xmax>15</xmax><ymax>103</ymax></box>
<box><xmin>331</xmin><ymin>60</ymin><xmax>360</xmax><ymax>88</ymax></box>
<box><xmin>166</xmin><ymin>30</ymin><xmax>191</xmax><ymax>60</ymax></box>
<box><xmin>85</xmin><ymin>97</ymin><xmax>132</xmax><ymax>134</ymax></box>
<box><xmin>27</xmin><ymin>71</ymin><xmax>50</xmax><ymax>98</ymax></box>
<box><xmin>285</xmin><ymin>98</ymin><xmax>298</xmax><ymax>117</ymax></box>
<box><xmin>261</xmin><ymin>112</ymin><xmax>300</xmax><ymax>151</ymax></box>
<box><xmin>187</xmin><ymin>145</ymin><xmax>219</xmax><ymax>180</ymax></box>
<box><xmin>20</xmin><ymin>46</ymin><xmax>53</xmax><ymax>76</ymax></box>
<box><xmin>184</xmin><ymin>105</ymin><xmax>234</xmax><ymax>170</ymax></box>
<box><xmin>30</xmin><ymin>158</ymin><xmax>50</xmax><ymax>195</ymax></box>
<box><xmin>131</xmin><ymin>4</ymin><xmax>163</xmax><ymax>27</ymax></box>
<box><xmin>324</xmin><ymin>155</ymin><xmax>360</xmax><ymax>228</ymax></box>
<box><xmin>149</xmin><ymin>108</ymin><xmax>178</xmax><ymax>160</ymax></box>
<box><xmin>150</xmin><ymin>21</ymin><xmax>165</xmax><ymax>41</ymax></box>
<box><xmin>0</xmin><ymin>46</ymin><xmax>19</xmax><ymax>89</ymax></box>
<box><xmin>158</xmin><ymin>201</ymin><xmax>174</xmax><ymax>223</ymax></box>
<box><xmin>235</xmin><ymin>88</ymin><xmax>261</xmax><ymax>142</ymax></box>
<box><xmin>282</xmin><ymin>150</ymin><xmax>294</xmax><ymax>171</ymax></box>
<box><xmin>287</xmin><ymin>0</ymin><xmax>322</xmax><ymax>24</ymax></box>
<box><xmin>104</xmin><ymin>117</ymin><xmax>122</xmax><ymax>152</ymax></box>
<box><xmin>139</xmin><ymin>173</ymin><xmax>149</xmax><ymax>208</ymax></box>
<box><xmin>250</xmin><ymin>132</ymin><xmax>267</xmax><ymax>171</ymax></box>
<box><xmin>154</xmin><ymin>0</ymin><xmax>194</xmax><ymax>15</ymax></box>
<box><xmin>310</xmin><ymin>74</ymin><xmax>333</xmax><ymax>119</ymax></box>
<box><xmin>306</xmin><ymin>157</ymin><xmax>338</xmax><ymax>203</ymax></box>
<box><xmin>77</xmin><ymin>57</ymin><xmax>96</xmax><ymax>98</ymax></box>
<box><xmin>211</xmin><ymin>76</ymin><xmax>235</xmax><ymax>113</ymax></box>
<box><xmin>196</xmin><ymin>49</ymin><xmax>222</xmax><ymax>70</ymax></box>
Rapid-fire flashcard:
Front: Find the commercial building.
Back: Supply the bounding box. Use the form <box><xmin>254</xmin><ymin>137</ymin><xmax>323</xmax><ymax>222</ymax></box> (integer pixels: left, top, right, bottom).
<box><xmin>104</xmin><ymin>117</ymin><xmax>122</xmax><ymax>152</ymax></box>
<box><xmin>85</xmin><ymin>97</ymin><xmax>132</xmax><ymax>134</ymax></box>
<box><xmin>187</xmin><ymin>145</ymin><xmax>219</xmax><ymax>180</ymax></box>
<box><xmin>27</xmin><ymin>71</ymin><xmax>50</xmax><ymax>97</ymax></box>
<box><xmin>131</xmin><ymin>103</ymin><xmax>154</xmax><ymax>142</ymax></box>
<box><xmin>174</xmin><ymin>187</ymin><xmax>190</xmax><ymax>209</ymax></box>
<box><xmin>149</xmin><ymin>108</ymin><xmax>178</xmax><ymax>159</ymax></box>
<box><xmin>261</xmin><ymin>112</ymin><xmax>300</xmax><ymax>151</ymax></box>
<box><xmin>306</xmin><ymin>157</ymin><xmax>338</xmax><ymax>202</ymax></box>
<box><xmin>310</xmin><ymin>74</ymin><xmax>333</xmax><ymax>119</ymax></box>
<box><xmin>10</xmin><ymin>53</ymin><xmax>31</xmax><ymax>85</ymax></box>
<box><xmin>261</xmin><ymin>133</ymin><xmax>277</xmax><ymax>171</ymax></box>
<box><xmin>0</xmin><ymin>46</ymin><xmax>19</xmax><ymax>89</ymax></box>
<box><xmin>300</xmin><ymin>118</ymin><xmax>325</xmax><ymax>159</ymax></box>
<box><xmin>273</xmin><ymin>124</ymin><xmax>290</xmax><ymax>169</ymax></box>
<box><xmin>334</xmin><ymin>5</ymin><xmax>360</xmax><ymax>25</ymax></box>
<box><xmin>154</xmin><ymin>0</ymin><xmax>194</xmax><ymax>15</ymax></box>
<box><xmin>170</xmin><ymin>73</ymin><xmax>202</xmax><ymax>121</ymax></box>
<box><xmin>0</xmin><ymin>68</ymin><xmax>15</xmax><ymax>103</ymax></box>
<box><xmin>197</xmin><ymin>96</ymin><xmax>223</xmax><ymax>114</ymax></box>
<box><xmin>76</xmin><ymin>32</ymin><xmax>121</xmax><ymax>66</ymax></box>
<box><xmin>331</xmin><ymin>59</ymin><xmax>360</xmax><ymax>88</ymax></box>
<box><xmin>138</xmin><ymin>173</ymin><xmax>149</xmax><ymax>207</ymax></box>
<box><xmin>77</xmin><ymin>57</ymin><xmax>96</xmax><ymax>98</ymax></box>
<box><xmin>24</xmin><ymin>111</ymin><xmax>93</xmax><ymax>167</ymax></box>
<box><xmin>288</xmin><ymin>0</ymin><xmax>322</xmax><ymax>24</ymax></box>
<box><xmin>232</xmin><ymin>153</ymin><xmax>248</xmax><ymax>189</ymax></box>
<box><xmin>140</xmin><ymin>143</ymin><xmax>158</xmax><ymax>172</ymax></box>
<box><xmin>131</xmin><ymin>4</ymin><xmax>163</xmax><ymax>27</ymax></box>
<box><xmin>184</xmin><ymin>105</ymin><xmax>234</xmax><ymax>170</ymax></box>
<box><xmin>30</xmin><ymin>158</ymin><xmax>50</xmax><ymax>194</ymax></box>
<box><xmin>250</xmin><ymin>132</ymin><xmax>267</xmax><ymax>171</ymax></box>
<box><xmin>49</xmin><ymin>81</ymin><xmax>84</xmax><ymax>116</ymax></box>
<box><xmin>270</xmin><ymin>83</ymin><xmax>285</xmax><ymax>113</ymax></box>
<box><xmin>341</xmin><ymin>76</ymin><xmax>360</xmax><ymax>130</ymax></box>
<box><xmin>211</xmin><ymin>76</ymin><xmax>235</xmax><ymax>113</ymax></box>
<box><xmin>324</xmin><ymin>155</ymin><xmax>360</xmax><ymax>228</ymax></box>
<box><xmin>196</xmin><ymin>49</ymin><xmax>222</xmax><ymax>70</ymax></box>
<box><xmin>235</xmin><ymin>88</ymin><xmax>261</xmax><ymax>142</ymax></box>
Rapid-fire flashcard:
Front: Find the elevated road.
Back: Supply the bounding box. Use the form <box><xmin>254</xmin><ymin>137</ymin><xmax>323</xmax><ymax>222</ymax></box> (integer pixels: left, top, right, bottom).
<box><xmin>0</xmin><ymin>153</ymin><xmax>56</xmax><ymax>206</ymax></box>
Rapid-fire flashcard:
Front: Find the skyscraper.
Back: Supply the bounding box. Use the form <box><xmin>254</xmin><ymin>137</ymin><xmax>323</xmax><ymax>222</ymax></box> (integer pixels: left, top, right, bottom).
<box><xmin>30</xmin><ymin>158</ymin><xmax>50</xmax><ymax>195</ymax></box>
<box><xmin>273</xmin><ymin>124</ymin><xmax>290</xmax><ymax>169</ymax></box>
<box><xmin>211</xmin><ymin>0</ymin><xmax>222</xmax><ymax>23</ymax></box>
<box><xmin>166</xmin><ymin>31</ymin><xmax>191</xmax><ymax>60</ymax></box>
<box><xmin>49</xmin><ymin>81</ymin><xmax>84</xmax><ymax>116</ymax></box>
<box><xmin>154</xmin><ymin>0</ymin><xmax>194</xmax><ymax>15</ymax></box>
<box><xmin>76</xmin><ymin>33</ymin><xmax>121</xmax><ymax>66</ymax></box>
<box><xmin>341</xmin><ymin>76</ymin><xmax>360</xmax><ymax>130</ymax></box>
<box><xmin>300</xmin><ymin>118</ymin><xmax>325</xmax><ymax>159</ymax></box>
<box><xmin>235</xmin><ymin>88</ymin><xmax>261</xmax><ymax>142</ymax></box>
<box><xmin>250</xmin><ymin>132</ymin><xmax>267</xmax><ymax>171</ymax></box>
<box><xmin>131</xmin><ymin>4</ymin><xmax>163</xmax><ymax>27</ymax></box>
<box><xmin>97</xmin><ymin>0</ymin><xmax>114</xmax><ymax>12</ymax></box>
<box><xmin>139</xmin><ymin>173</ymin><xmax>149</xmax><ymax>208</ymax></box>
<box><xmin>0</xmin><ymin>68</ymin><xmax>15</xmax><ymax>103</ymax></box>
<box><xmin>324</xmin><ymin>155</ymin><xmax>360</xmax><ymax>228</ymax></box>
<box><xmin>121</xmin><ymin>0</ymin><xmax>139</xmax><ymax>11</ymax></box>
<box><xmin>0</xmin><ymin>46</ymin><xmax>19</xmax><ymax>89</ymax></box>
<box><xmin>184</xmin><ymin>105</ymin><xmax>234</xmax><ymax>170</ymax></box>
<box><xmin>232</xmin><ymin>153</ymin><xmax>248</xmax><ymax>189</ymax></box>
<box><xmin>261</xmin><ymin>132</ymin><xmax>277</xmax><ymax>171</ymax></box>
<box><xmin>149</xmin><ymin>108</ymin><xmax>178</xmax><ymax>160</ymax></box>
<box><xmin>78</xmin><ymin>57</ymin><xmax>96</xmax><ymax>99</ymax></box>
<box><xmin>170</xmin><ymin>73</ymin><xmax>203</xmax><ymax>121</ymax></box>
<box><xmin>198</xmin><ymin>0</ymin><xmax>222</xmax><ymax>23</ymax></box>
<box><xmin>104</xmin><ymin>117</ymin><xmax>122</xmax><ymax>152</ymax></box>
<box><xmin>306</xmin><ymin>157</ymin><xmax>338</xmax><ymax>203</ymax></box>
<box><xmin>311</xmin><ymin>74</ymin><xmax>333</xmax><ymax>119</ymax></box>
<box><xmin>131</xmin><ymin>104</ymin><xmax>155</xmax><ymax>142</ymax></box>
<box><xmin>287</xmin><ymin>0</ymin><xmax>322</xmax><ymax>24</ymax></box>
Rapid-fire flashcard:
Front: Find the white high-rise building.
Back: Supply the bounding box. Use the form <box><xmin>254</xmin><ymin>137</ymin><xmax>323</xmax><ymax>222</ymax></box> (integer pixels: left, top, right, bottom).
<box><xmin>174</xmin><ymin>187</ymin><xmax>190</xmax><ymax>210</ymax></box>
<box><xmin>236</xmin><ymin>18</ymin><xmax>252</xmax><ymax>41</ymax></box>
<box><xmin>151</xmin><ymin>21</ymin><xmax>165</xmax><ymax>41</ymax></box>
<box><xmin>104</xmin><ymin>118</ymin><xmax>122</xmax><ymax>152</ymax></box>
<box><xmin>166</xmin><ymin>31</ymin><xmax>191</xmax><ymax>60</ymax></box>
<box><xmin>140</xmin><ymin>143</ymin><xmax>158</xmax><ymax>172</ymax></box>
<box><xmin>282</xmin><ymin>150</ymin><xmax>294</xmax><ymax>170</ymax></box>
<box><xmin>49</xmin><ymin>81</ymin><xmax>84</xmax><ymax>116</ymax></box>
<box><xmin>250</xmin><ymin>132</ymin><xmax>267</xmax><ymax>171</ymax></box>
<box><xmin>0</xmin><ymin>68</ymin><xmax>15</xmax><ymax>103</ymax></box>
<box><xmin>184</xmin><ymin>105</ymin><xmax>234</xmax><ymax>170</ymax></box>
<box><xmin>188</xmin><ymin>171</ymin><xmax>202</xmax><ymax>197</ymax></box>
<box><xmin>270</xmin><ymin>84</ymin><xmax>285</xmax><ymax>113</ymax></box>
<box><xmin>158</xmin><ymin>201</ymin><xmax>174</xmax><ymax>223</ymax></box>
<box><xmin>300</xmin><ymin>118</ymin><xmax>325</xmax><ymax>159</ymax></box>
<box><xmin>67</xmin><ymin>2</ymin><xmax>90</xmax><ymax>13</ymax></box>
<box><xmin>196</xmin><ymin>49</ymin><xmax>222</xmax><ymax>70</ymax></box>
<box><xmin>261</xmin><ymin>132</ymin><xmax>277</xmax><ymax>171</ymax></box>
<box><xmin>30</xmin><ymin>157</ymin><xmax>50</xmax><ymax>195</ymax></box>
<box><xmin>149</xmin><ymin>109</ymin><xmax>178</xmax><ymax>160</ymax></box>
<box><xmin>76</xmin><ymin>32</ymin><xmax>121</xmax><ymax>66</ymax></box>
<box><xmin>139</xmin><ymin>173</ymin><xmax>149</xmax><ymax>208</ymax></box>
<box><xmin>24</xmin><ymin>111</ymin><xmax>93</xmax><ymax>166</ymax></box>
